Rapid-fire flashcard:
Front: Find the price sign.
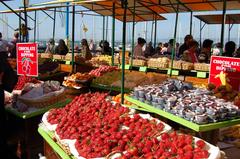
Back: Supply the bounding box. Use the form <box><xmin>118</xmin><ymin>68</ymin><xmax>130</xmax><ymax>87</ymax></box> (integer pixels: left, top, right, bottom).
<box><xmin>209</xmin><ymin>56</ymin><xmax>240</xmax><ymax>91</ymax></box>
<box><xmin>17</xmin><ymin>43</ymin><xmax>38</xmax><ymax>76</ymax></box>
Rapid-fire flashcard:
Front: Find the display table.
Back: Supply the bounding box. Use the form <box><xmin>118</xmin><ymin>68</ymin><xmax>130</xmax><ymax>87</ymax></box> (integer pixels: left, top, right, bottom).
<box><xmin>5</xmin><ymin>99</ymin><xmax>72</xmax><ymax>159</ymax></box>
<box><xmin>38</xmin><ymin>127</ymin><xmax>73</xmax><ymax>159</ymax></box>
<box><xmin>126</xmin><ymin>96</ymin><xmax>240</xmax><ymax>132</ymax></box>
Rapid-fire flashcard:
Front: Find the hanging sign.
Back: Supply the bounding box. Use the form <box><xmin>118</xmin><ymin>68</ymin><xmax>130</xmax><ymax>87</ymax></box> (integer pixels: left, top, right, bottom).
<box><xmin>17</xmin><ymin>43</ymin><xmax>38</xmax><ymax>77</ymax></box>
<box><xmin>209</xmin><ymin>56</ymin><xmax>240</xmax><ymax>91</ymax></box>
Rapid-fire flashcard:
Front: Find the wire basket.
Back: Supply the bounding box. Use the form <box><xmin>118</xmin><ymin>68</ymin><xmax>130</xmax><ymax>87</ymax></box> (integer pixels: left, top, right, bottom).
<box><xmin>18</xmin><ymin>88</ymin><xmax>66</xmax><ymax>108</ymax></box>
<box><xmin>194</xmin><ymin>63</ymin><xmax>210</xmax><ymax>71</ymax></box>
<box><xmin>182</xmin><ymin>62</ymin><xmax>194</xmax><ymax>70</ymax></box>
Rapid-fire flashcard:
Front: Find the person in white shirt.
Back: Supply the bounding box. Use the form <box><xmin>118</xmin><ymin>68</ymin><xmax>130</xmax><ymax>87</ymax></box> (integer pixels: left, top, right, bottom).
<box><xmin>0</xmin><ymin>32</ymin><xmax>13</xmax><ymax>57</ymax></box>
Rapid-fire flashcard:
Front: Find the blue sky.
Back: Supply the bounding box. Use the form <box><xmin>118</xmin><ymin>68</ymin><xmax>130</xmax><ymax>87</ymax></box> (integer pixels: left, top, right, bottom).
<box><xmin>0</xmin><ymin>0</ymin><xmax>240</xmax><ymax>45</ymax></box>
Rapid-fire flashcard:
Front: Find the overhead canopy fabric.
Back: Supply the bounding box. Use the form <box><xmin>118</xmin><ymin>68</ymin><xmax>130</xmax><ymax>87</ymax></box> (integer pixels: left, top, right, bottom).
<box><xmin>0</xmin><ymin>0</ymin><xmax>166</xmax><ymax>22</ymax></box>
<box><xmin>194</xmin><ymin>14</ymin><xmax>240</xmax><ymax>24</ymax></box>
<box><xmin>138</xmin><ymin>0</ymin><xmax>240</xmax><ymax>13</ymax></box>
<box><xmin>78</xmin><ymin>0</ymin><xmax>166</xmax><ymax>22</ymax></box>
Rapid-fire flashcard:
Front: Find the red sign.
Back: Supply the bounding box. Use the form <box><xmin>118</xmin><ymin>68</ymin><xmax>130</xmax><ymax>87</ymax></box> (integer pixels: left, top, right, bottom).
<box><xmin>209</xmin><ymin>56</ymin><xmax>240</xmax><ymax>91</ymax></box>
<box><xmin>17</xmin><ymin>43</ymin><xmax>38</xmax><ymax>77</ymax></box>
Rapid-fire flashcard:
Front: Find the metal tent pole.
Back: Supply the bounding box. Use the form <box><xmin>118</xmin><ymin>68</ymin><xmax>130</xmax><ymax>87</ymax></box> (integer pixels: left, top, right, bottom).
<box><xmin>34</xmin><ymin>11</ymin><xmax>37</xmax><ymax>42</ymax></box>
<box><xmin>131</xmin><ymin>0</ymin><xmax>136</xmax><ymax>67</ymax></box>
<box><xmin>72</xmin><ymin>5</ymin><xmax>75</xmax><ymax>72</ymax></box>
<box><xmin>121</xmin><ymin>0</ymin><xmax>127</xmax><ymax>104</ymax></box>
<box><xmin>151</xmin><ymin>21</ymin><xmax>154</xmax><ymax>42</ymax></box>
<box><xmin>19</xmin><ymin>11</ymin><xmax>22</xmax><ymax>42</ymax></box>
<box><xmin>200</xmin><ymin>21</ymin><xmax>202</xmax><ymax>46</ymax></box>
<box><xmin>103</xmin><ymin>16</ymin><xmax>105</xmax><ymax>41</ymax></box>
<box><xmin>228</xmin><ymin>23</ymin><xmax>233</xmax><ymax>41</ymax></box>
<box><xmin>53</xmin><ymin>8</ymin><xmax>56</xmax><ymax>40</ymax></box>
<box><xmin>170</xmin><ymin>4</ymin><xmax>179</xmax><ymax>77</ymax></box>
<box><xmin>23</xmin><ymin>0</ymin><xmax>28</xmax><ymax>42</ymax></box>
<box><xmin>154</xmin><ymin>17</ymin><xmax>157</xmax><ymax>49</ymax></box>
<box><xmin>106</xmin><ymin>16</ymin><xmax>108</xmax><ymax>41</ymax></box>
<box><xmin>220</xmin><ymin>0</ymin><xmax>227</xmax><ymax>55</ymax></box>
<box><xmin>66</xmin><ymin>3</ymin><xmax>70</xmax><ymax>42</ymax></box>
<box><xmin>190</xmin><ymin>11</ymin><xmax>193</xmax><ymax>35</ymax></box>
<box><xmin>111</xmin><ymin>3</ymin><xmax>116</xmax><ymax>66</ymax></box>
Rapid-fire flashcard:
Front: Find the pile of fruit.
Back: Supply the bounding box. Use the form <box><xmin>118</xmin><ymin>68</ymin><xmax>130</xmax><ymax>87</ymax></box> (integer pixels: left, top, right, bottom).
<box><xmin>14</xmin><ymin>76</ymin><xmax>40</xmax><ymax>90</ymax></box>
<box><xmin>90</xmin><ymin>55</ymin><xmax>111</xmax><ymax>66</ymax></box>
<box><xmin>112</xmin><ymin>94</ymin><xmax>133</xmax><ymax>106</ymax></box>
<box><xmin>63</xmin><ymin>73</ymin><xmax>93</xmax><ymax>89</ymax></box>
<box><xmin>133</xmin><ymin>79</ymin><xmax>240</xmax><ymax>124</ymax></box>
<box><xmin>42</xmin><ymin>92</ymin><xmax>219</xmax><ymax>159</ymax></box>
<box><xmin>92</xmin><ymin>71</ymin><xmax>168</xmax><ymax>90</ymax></box>
<box><xmin>208</xmin><ymin>83</ymin><xmax>240</xmax><ymax>108</ymax></box>
<box><xmin>89</xmin><ymin>66</ymin><xmax>118</xmax><ymax>77</ymax></box>
<box><xmin>38</xmin><ymin>60</ymin><xmax>59</xmax><ymax>75</ymax></box>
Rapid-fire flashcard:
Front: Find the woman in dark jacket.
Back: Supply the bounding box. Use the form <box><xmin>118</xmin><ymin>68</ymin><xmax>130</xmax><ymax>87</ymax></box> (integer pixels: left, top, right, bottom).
<box><xmin>55</xmin><ymin>39</ymin><xmax>69</xmax><ymax>55</ymax></box>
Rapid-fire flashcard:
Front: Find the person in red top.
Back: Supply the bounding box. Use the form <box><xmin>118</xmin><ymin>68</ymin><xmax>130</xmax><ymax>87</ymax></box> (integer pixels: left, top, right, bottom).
<box><xmin>181</xmin><ymin>40</ymin><xmax>199</xmax><ymax>63</ymax></box>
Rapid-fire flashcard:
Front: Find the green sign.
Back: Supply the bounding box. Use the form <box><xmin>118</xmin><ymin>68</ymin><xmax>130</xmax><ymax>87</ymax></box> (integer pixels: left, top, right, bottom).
<box><xmin>139</xmin><ymin>66</ymin><xmax>147</xmax><ymax>72</ymax></box>
<box><xmin>167</xmin><ymin>69</ymin><xmax>179</xmax><ymax>76</ymax></box>
<box><xmin>197</xmin><ymin>71</ymin><xmax>207</xmax><ymax>78</ymax></box>
<box><xmin>65</xmin><ymin>61</ymin><xmax>71</xmax><ymax>65</ymax></box>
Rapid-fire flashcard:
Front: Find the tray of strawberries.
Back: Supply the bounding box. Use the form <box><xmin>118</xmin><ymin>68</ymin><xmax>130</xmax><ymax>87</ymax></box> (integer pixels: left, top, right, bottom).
<box><xmin>40</xmin><ymin>92</ymin><xmax>221</xmax><ymax>159</ymax></box>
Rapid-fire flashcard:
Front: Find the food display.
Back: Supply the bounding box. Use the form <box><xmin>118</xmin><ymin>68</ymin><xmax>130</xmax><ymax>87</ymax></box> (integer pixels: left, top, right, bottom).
<box><xmin>182</xmin><ymin>62</ymin><xmax>194</xmax><ymax>70</ymax></box>
<box><xmin>12</xmin><ymin>80</ymin><xmax>64</xmax><ymax>112</ymax></box>
<box><xmin>220</xmin><ymin>124</ymin><xmax>240</xmax><ymax>147</ymax></box>
<box><xmin>63</xmin><ymin>73</ymin><xmax>93</xmax><ymax>89</ymax></box>
<box><xmin>65</xmin><ymin>53</ymin><xmax>79</xmax><ymax>61</ymax></box>
<box><xmin>92</xmin><ymin>71</ymin><xmax>168</xmax><ymax>90</ymax></box>
<box><xmin>14</xmin><ymin>76</ymin><xmax>40</xmax><ymax>90</ymax></box>
<box><xmin>111</xmin><ymin>71</ymin><xmax>168</xmax><ymax>90</ymax></box>
<box><xmin>92</xmin><ymin>71</ymin><xmax>122</xmax><ymax>86</ymax></box>
<box><xmin>148</xmin><ymin>57</ymin><xmax>169</xmax><ymax>69</ymax></box>
<box><xmin>132</xmin><ymin>59</ymin><xmax>147</xmax><ymax>66</ymax></box>
<box><xmin>38</xmin><ymin>60</ymin><xmax>59</xmax><ymax>76</ymax></box>
<box><xmin>194</xmin><ymin>63</ymin><xmax>210</xmax><ymax>72</ymax></box>
<box><xmin>89</xmin><ymin>65</ymin><xmax>118</xmax><ymax>77</ymax></box>
<box><xmin>132</xmin><ymin>79</ymin><xmax>240</xmax><ymax>124</ymax></box>
<box><xmin>41</xmin><ymin>92</ymin><xmax>222</xmax><ymax>159</ymax></box>
<box><xmin>90</xmin><ymin>55</ymin><xmax>111</xmax><ymax>66</ymax></box>
<box><xmin>40</xmin><ymin>53</ymin><xmax>53</xmax><ymax>59</ymax></box>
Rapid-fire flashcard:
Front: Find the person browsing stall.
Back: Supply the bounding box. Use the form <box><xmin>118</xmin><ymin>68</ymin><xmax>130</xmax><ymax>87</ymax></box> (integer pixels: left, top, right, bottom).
<box><xmin>55</xmin><ymin>39</ymin><xmax>69</xmax><ymax>55</ymax></box>
<box><xmin>81</xmin><ymin>39</ymin><xmax>92</xmax><ymax>60</ymax></box>
<box><xmin>181</xmin><ymin>40</ymin><xmax>199</xmax><ymax>63</ymax></box>
<box><xmin>134</xmin><ymin>37</ymin><xmax>146</xmax><ymax>58</ymax></box>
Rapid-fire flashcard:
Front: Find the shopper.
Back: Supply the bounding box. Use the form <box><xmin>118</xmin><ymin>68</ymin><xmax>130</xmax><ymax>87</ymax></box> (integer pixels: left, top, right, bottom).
<box><xmin>15</xmin><ymin>23</ymin><xmax>31</xmax><ymax>42</ymax></box>
<box><xmin>155</xmin><ymin>42</ymin><xmax>162</xmax><ymax>55</ymax></box>
<box><xmin>89</xmin><ymin>39</ymin><xmax>96</xmax><ymax>53</ymax></box>
<box><xmin>212</xmin><ymin>42</ymin><xmax>222</xmax><ymax>56</ymax></box>
<box><xmin>81</xmin><ymin>39</ymin><xmax>92</xmax><ymax>60</ymax></box>
<box><xmin>222</xmin><ymin>41</ymin><xmax>236</xmax><ymax>57</ymax></box>
<box><xmin>178</xmin><ymin>35</ymin><xmax>193</xmax><ymax>58</ymax></box>
<box><xmin>133</xmin><ymin>37</ymin><xmax>146</xmax><ymax>58</ymax></box>
<box><xmin>161</xmin><ymin>43</ymin><xmax>168</xmax><ymax>55</ymax></box>
<box><xmin>167</xmin><ymin>39</ymin><xmax>174</xmax><ymax>53</ymax></box>
<box><xmin>0</xmin><ymin>32</ymin><xmax>13</xmax><ymax>57</ymax></box>
<box><xmin>45</xmin><ymin>38</ymin><xmax>56</xmax><ymax>54</ymax></box>
<box><xmin>55</xmin><ymin>39</ymin><xmax>69</xmax><ymax>55</ymax></box>
<box><xmin>101</xmin><ymin>40</ymin><xmax>112</xmax><ymax>56</ymax></box>
<box><xmin>198</xmin><ymin>39</ymin><xmax>213</xmax><ymax>63</ymax></box>
<box><xmin>144</xmin><ymin>41</ymin><xmax>154</xmax><ymax>57</ymax></box>
<box><xmin>9</xmin><ymin>32</ymin><xmax>19</xmax><ymax>58</ymax></box>
<box><xmin>181</xmin><ymin>40</ymin><xmax>199</xmax><ymax>63</ymax></box>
